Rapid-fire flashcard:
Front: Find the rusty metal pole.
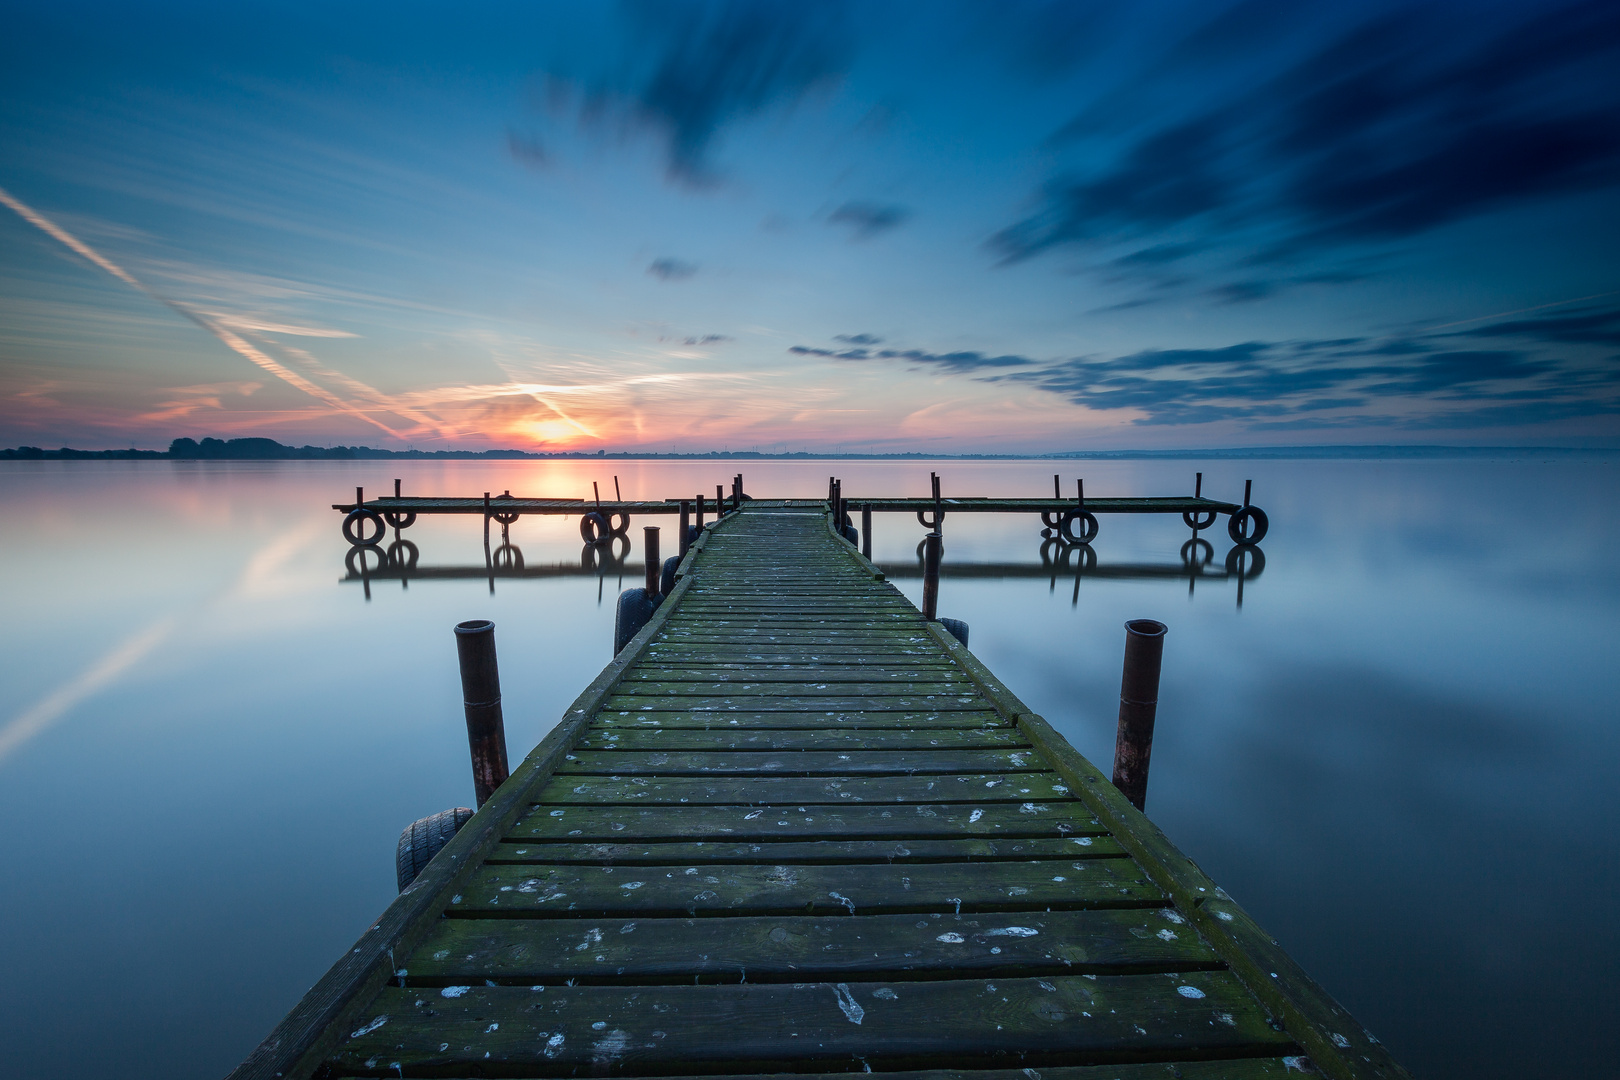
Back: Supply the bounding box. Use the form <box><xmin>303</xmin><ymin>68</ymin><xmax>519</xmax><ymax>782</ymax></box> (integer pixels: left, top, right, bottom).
<box><xmin>861</xmin><ymin>503</ymin><xmax>872</xmax><ymax>559</ymax></box>
<box><xmin>394</xmin><ymin>478</ymin><xmax>402</xmax><ymax>498</ymax></box>
<box><xmin>716</xmin><ymin>484</ymin><xmax>725</xmax><ymax>515</ymax></box>
<box><xmin>644</xmin><ymin>526</ymin><xmax>660</xmax><ymax>597</ymax></box>
<box><xmin>1053</xmin><ymin>474</ymin><xmax>1060</xmax><ymax>498</ymax></box>
<box><xmin>356</xmin><ymin>485</ymin><xmax>364</xmax><ymax>509</ymax></box>
<box><xmin>922</xmin><ymin>531</ymin><xmax>942</xmax><ymax>621</ymax></box>
<box><xmin>1111</xmin><ymin>619</ymin><xmax>1168</xmax><ymax>812</ymax></box>
<box><xmin>695</xmin><ymin>493</ymin><xmax>706</xmax><ymax>530</ymax></box>
<box><xmin>454</xmin><ymin>619</ymin><xmax>509</xmax><ymax>808</ymax></box>
<box><xmin>678</xmin><ymin>501</ymin><xmax>691</xmax><ymax>555</ymax></box>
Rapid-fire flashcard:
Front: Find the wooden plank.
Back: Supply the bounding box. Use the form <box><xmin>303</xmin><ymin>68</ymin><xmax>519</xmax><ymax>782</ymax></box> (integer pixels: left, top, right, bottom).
<box><xmin>511</xmin><ymin>802</ymin><xmax>1103</xmax><ymax>843</ymax></box>
<box><xmin>555</xmin><ymin>749</ymin><xmax>1051</xmax><ymax>775</ymax></box>
<box><xmin>452</xmin><ymin>858</ymin><xmax>1159</xmax><ymax>917</ymax></box>
<box><xmin>612</xmin><ymin>681</ymin><xmax>975</xmax><ymax>698</ymax></box>
<box><xmin>536</xmin><ymin>772</ymin><xmax>1069</xmax><ymax>805</ymax></box>
<box><xmin>592</xmin><ymin>711</ymin><xmax>1011</xmax><ymax>730</ymax></box>
<box><xmin>336</xmin><ymin>1064</ymin><xmax>1314</xmax><ymax>1080</ymax></box>
<box><xmin>573</xmin><ymin>728</ymin><xmax>1029</xmax><ymax>751</ymax></box>
<box><xmin>332</xmin><ymin>972</ymin><xmax>1291</xmax><ymax>1073</ymax></box>
<box><xmin>621</xmin><ymin>668</ymin><xmax>968</xmax><ymax>683</ymax></box>
<box><xmin>408</xmin><ymin>907</ymin><xmax>1211</xmax><ymax>981</ymax></box>
<box><xmin>602</xmin><ymin>695</ymin><xmax>990</xmax><ymax>712</ymax></box>
<box><xmin>490</xmin><ymin>836</ymin><xmax>1125</xmax><ymax>864</ymax></box>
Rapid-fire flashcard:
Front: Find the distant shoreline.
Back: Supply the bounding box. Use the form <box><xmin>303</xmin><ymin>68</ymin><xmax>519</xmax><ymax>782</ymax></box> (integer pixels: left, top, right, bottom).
<box><xmin>1</xmin><ymin>436</ymin><xmax>1615</xmax><ymax>462</ymax></box>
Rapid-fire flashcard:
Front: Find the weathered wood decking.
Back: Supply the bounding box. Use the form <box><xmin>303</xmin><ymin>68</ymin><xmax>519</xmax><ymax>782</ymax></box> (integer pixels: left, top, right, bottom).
<box><xmin>235</xmin><ymin>502</ymin><xmax>1402</xmax><ymax>1080</ymax></box>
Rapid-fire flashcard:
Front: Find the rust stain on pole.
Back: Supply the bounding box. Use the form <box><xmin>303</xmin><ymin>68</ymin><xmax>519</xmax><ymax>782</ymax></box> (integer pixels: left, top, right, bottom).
<box><xmin>1112</xmin><ymin>619</ymin><xmax>1168</xmax><ymax>812</ymax></box>
<box><xmin>454</xmin><ymin>619</ymin><xmax>509</xmax><ymax>808</ymax></box>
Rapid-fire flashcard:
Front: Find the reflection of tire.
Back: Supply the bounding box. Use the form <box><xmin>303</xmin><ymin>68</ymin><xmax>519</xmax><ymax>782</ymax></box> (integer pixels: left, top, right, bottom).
<box><xmin>939</xmin><ymin>617</ymin><xmax>970</xmax><ymax>647</ymax></box>
<box><xmin>1040</xmin><ymin>537</ymin><xmax>1096</xmax><ymax>571</ymax></box>
<box><xmin>1228</xmin><ymin>506</ymin><xmax>1269</xmax><ymax>545</ymax></box>
<box><xmin>493</xmin><ymin>544</ymin><xmax>524</xmax><ymax>571</ymax></box>
<box><xmin>395</xmin><ymin>806</ymin><xmax>474</xmax><ymax>892</ymax></box>
<box><xmin>1182</xmin><ymin>510</ymin><xmax>1217</xmax><ymax>530</ymax></box>
<box><xmin>342</xmin><ymin>508</ymin><xmax>387</xmax><ymax>546</ymax></box>
<box><xmin>615</xmin><ymin>588</ymin><xmax>660</xmax><ymax>654</ymax></box>
<box><xmin>345</xmin><ymin>545</ymin><xmax>386</xmax><ymax>577</ymax></box>
<box><xmin>580</xmin><ymin>512</ymin><xmax>610</xmax><ymax>544</ymax></box>
<box><xmin>385</xmin><ymin>539</ymin><xmax>420</xmax><ymax>571</ymax></box>
<box><xmin>1180</xmin><ymin>537</ymin><xmax>1214</xmax><ymax>568</ymax></box>
<box><xmin>1224</xmin><ymin>545</ymin><xmax>1266</xmax><ymax>579</ymax></box>
<box><xmin>1058</xmin><ymin>510</ymin><xmax>1099</xmax><ymax>545</ymax></box>
<box><xmin>384</xmin><ymin>510</ymin><xmax>417</xmax><ymax>529</ymax></box>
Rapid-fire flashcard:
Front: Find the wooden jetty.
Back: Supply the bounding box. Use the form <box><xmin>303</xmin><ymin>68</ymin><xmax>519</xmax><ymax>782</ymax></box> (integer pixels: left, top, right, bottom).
<box><xmin>238</xmin><ymin>501</ymin><xmax>1393</xmax><ymax>1079</ymax></box>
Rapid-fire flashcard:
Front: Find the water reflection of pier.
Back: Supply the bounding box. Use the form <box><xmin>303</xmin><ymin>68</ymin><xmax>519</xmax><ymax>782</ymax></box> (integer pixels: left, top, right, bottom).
<box><xmin>343</xmin><ymin>535</ymin><xmax>1265</xmax><ymax>607</ymax></box>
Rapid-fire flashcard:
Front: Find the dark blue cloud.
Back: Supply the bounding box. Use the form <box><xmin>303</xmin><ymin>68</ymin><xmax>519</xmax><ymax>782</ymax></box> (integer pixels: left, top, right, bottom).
<box><xmin>803</xmin><ymin>306</ymin><xmax>1620</xmax><ymax>428</ymax></box>
<box><xmin>543</xmin><ymin>0</ymin><xmax>853</xmax><ymax>185</ymax></box>
<box><xmin>834</xmin><ymin>332</ymin><xmax>882</xmax><ymax>345</ymax></box>
<box><xmin>790</xmin><ymin>344</ymin><xmax>1034</xmax><ymax>372</ymax></box>
<box><xmin>828</xmin><ymin>201</ymin><xmax>910</xmax><ymax>239</ymax></box>
<box><xmin>648</xmin><ymin>257</ymin><xmax>697</xmax><ymax>280</ymax></box>
<box><xmin>992</xmin><ymin>2</ymin><xmax>1620</xmax><ymax>271</ymax></box>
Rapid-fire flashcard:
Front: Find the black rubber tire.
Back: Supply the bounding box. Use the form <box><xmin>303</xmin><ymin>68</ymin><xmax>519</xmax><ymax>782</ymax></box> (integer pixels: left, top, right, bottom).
<box><xmin>684</xmin><ymin>525</ymin><xmax>701</xmax><ymax>548</ymax></box>
<box><xmin>939</xmin><ymin>617</ymin><xmax>970</xmax><ymax>647</ymax></box>
<box><xmin>615</xmin><ymin>587</ymin><xmax>660</xmax><ymax>654</ymax></box>
<box><xmin>396</xmin><ymin>806</ymin><xmax>474</xmax><ymax>892</ymax></box>
<box><xmin>1058</xmin><ymin>510</ymin><xmax>1099</xmax><ymax>545</ymax></box>
<box><xmin>1227</xmin><ymin>506</ymin><xmax>1269</xmax><ymax>545</ymax></box>
<box><xmin>606</xmin><ymin>512</ymin><xmax>631</xmax><ymax>537</ymax></box>
<box><xmin>915</xmin><ymin>509</ymin><xmax>945</xmax><ymax>529</ymax></box>
<box><xmin>661</xmin><ymin>556</ymin><xmax>680</xmax><ymax>596</ymax></box>
<box><xmin>841</xmin><ymin>524</ymin><xmax>859</xmax><ymax>545</ymax></box>
<box><xmin>580</xmin><ymin>511</ymin><xmax>610</xmax><ymax>544</ymax></box>
<box><xmin>1182</xmin><ymin>510</ymin><xmax>1217</xmax><ymax>530</ymax></box>
<box><xmin>342</xmin><ymin>508</ymin><xmax>387</xmax><ymax>546</ymax></box>
<box><xmin>383</xmin><ymin>510</ymin><xmax>417</xmax><ymax>530</ymax></box>
<box><xmin>1224</xmin><ymin>544</ymin><xmax>1267</xmax><ymax>579</ymax></box>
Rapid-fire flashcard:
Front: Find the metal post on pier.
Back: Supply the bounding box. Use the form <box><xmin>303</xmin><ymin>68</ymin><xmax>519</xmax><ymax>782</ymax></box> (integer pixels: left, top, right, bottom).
<box><xmin>1054</xmin><ymin>474</ymin><xmax>1061</xmax><ymax>498</ymax></box>
<box><xmin>356</xmin><ymin>486</ymin><xmax>364</xmax><ymax>509</ymax></box>
<box><xmin>716</xmin><ymin>484</ymin><xmax>726</xmax><ymax>516</ymax></box>
<box><xmin>922</xmin><ymin>531</ymin><xmax>942</xmax><ymax>620</ymax></box>
<box><xmin>644</xmin><ymin>526</ymin><xmax>660</xmax><ymax>598</ymax></box>
<box><xmin>394</xmin><ymin>478</ymin><xmax>402</xmax><ymax>498</ymax></box>
<box><xmin>1111</xmin><ymin>619</ymin><xmax>1167</xmax><ymax>812</ymax></box>
<box><xmin>695</xmin><ymin>494</ymin><xmax>706</xmax><ymax>531</ymax></box>
<box><xmin>861</xmin><ymin>503</ymin><xmax>872</xmax><ymax>559</ymax></box>
<box><xmin>678</xmin><ymin>501</ymin><xmax>691</xmax><ymax>556</ymax></box>
<box><xmin>454</xmin><ymin>619</ymin><xmax>509</xmax><ymax>808</ymax></box>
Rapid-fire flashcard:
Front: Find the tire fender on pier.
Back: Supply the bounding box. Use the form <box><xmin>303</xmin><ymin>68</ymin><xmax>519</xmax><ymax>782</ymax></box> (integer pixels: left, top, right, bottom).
<box><xmin>395</xmin><ymin>806</ymin><xmax>473</xmax><ymax>892</ymax></box>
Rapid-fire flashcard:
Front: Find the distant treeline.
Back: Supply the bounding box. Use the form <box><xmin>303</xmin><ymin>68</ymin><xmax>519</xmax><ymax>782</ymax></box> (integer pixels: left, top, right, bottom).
<box><xmin>1</xmin><ymin>437</ymin><xmax>1612</xmax><ymax>461</ymax></box>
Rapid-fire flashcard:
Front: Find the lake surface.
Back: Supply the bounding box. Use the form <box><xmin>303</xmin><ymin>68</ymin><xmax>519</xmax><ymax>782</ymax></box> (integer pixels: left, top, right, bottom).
<box><xmin>1</xmin><ymin>456</ymin><xmax>1615</xmax><ymax>1079</ymax></box>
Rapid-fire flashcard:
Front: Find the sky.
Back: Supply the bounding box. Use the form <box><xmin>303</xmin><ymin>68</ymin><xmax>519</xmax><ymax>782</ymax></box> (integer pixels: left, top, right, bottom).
<box><xmin>1</xmin><ymin>0</ymin><xmax>1617</xmax><ymax>453</ymax></box>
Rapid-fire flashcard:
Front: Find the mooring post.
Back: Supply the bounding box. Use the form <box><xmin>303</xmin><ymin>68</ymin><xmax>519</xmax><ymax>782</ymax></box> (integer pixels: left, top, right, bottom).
<box><xmin>482</xmin><ymin>491</ymin><xmax>491</xmax><ymax>544</ymax></box>
<box><xmin>356</xmin><ymin>486</ymin><xmax>364</xmax><ymax>509</ymax></box>
<box><xmin>861</xmin><ymin>503</ymin><xmax>872</xmax><ymax>559</ymax></box>
<box><xmin>922</xmin><ymin>531</ymin><xmax>942</xmax><ymax>620</ymax></box>
<box><xmin>1244</xmin><ymin>479</ymin><xmax>1252</xmax><ymax>507</ymax></box>
<box><xmin>643</xmin><ymin>526</ymin><xmax>660</xmax><ymax>597</ymax></box>
<box><xmin>454</xmin><ymin>619</ymin><xmax>509</xmax><ymax>808</ymax></box>
<box><xmin>1053</xmin><ymin>474</ymin><xmax>1060</xmax><ymax>499</ymax></box>
<box><xmin>614</xmin><ymin>476</ymin><xmax>621</xmax><ymax>502</ymax></box>
<box><xmin>1195</xmin><ymin>472</ymin><xmax>1203</xmax><ymax>499</ymax></box>
<box><xmin>394</xmin><ymin>478</ymin><xmax>401</xmax><ymax>498</ymax></box>
<box><xmin>1111</xmin><ymin>619</ymin><xmax>1168</xmax><ymax>812</ymax></box>
<box><xmin>716</xmin><ymin>484</ymin><xmax>726</xmax><ymax>515</ymax></box>
<box><xmin>678</xmin><ymin>501</ymin><xmax>691</xmax><ymax>555</ymax></box>
<box><xmin>695</xmin><ymin>493</ymin><xmax>706</xmax><ymax>530</ymax></box>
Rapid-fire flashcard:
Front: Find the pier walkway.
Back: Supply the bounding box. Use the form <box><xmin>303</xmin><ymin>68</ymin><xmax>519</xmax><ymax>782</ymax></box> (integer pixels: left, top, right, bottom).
<box><xmin>235</xmin><ymin>502</ymin><xmax>1401</xmax><ymax>1080</ymax></box>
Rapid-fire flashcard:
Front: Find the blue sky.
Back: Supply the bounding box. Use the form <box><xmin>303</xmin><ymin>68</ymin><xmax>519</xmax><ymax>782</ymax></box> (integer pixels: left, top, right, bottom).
<box><xmin>1</xmin><ymin>0</ymin><xmax>1617</xmax><ymax>451</ymax></box>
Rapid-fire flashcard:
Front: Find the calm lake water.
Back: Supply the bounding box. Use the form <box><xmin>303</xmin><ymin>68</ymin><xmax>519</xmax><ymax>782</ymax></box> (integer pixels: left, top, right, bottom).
<box><xmin>0</xmin><ymin>456</ymin><xmax>1615</xmax><ymax>1079</ymax></box>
